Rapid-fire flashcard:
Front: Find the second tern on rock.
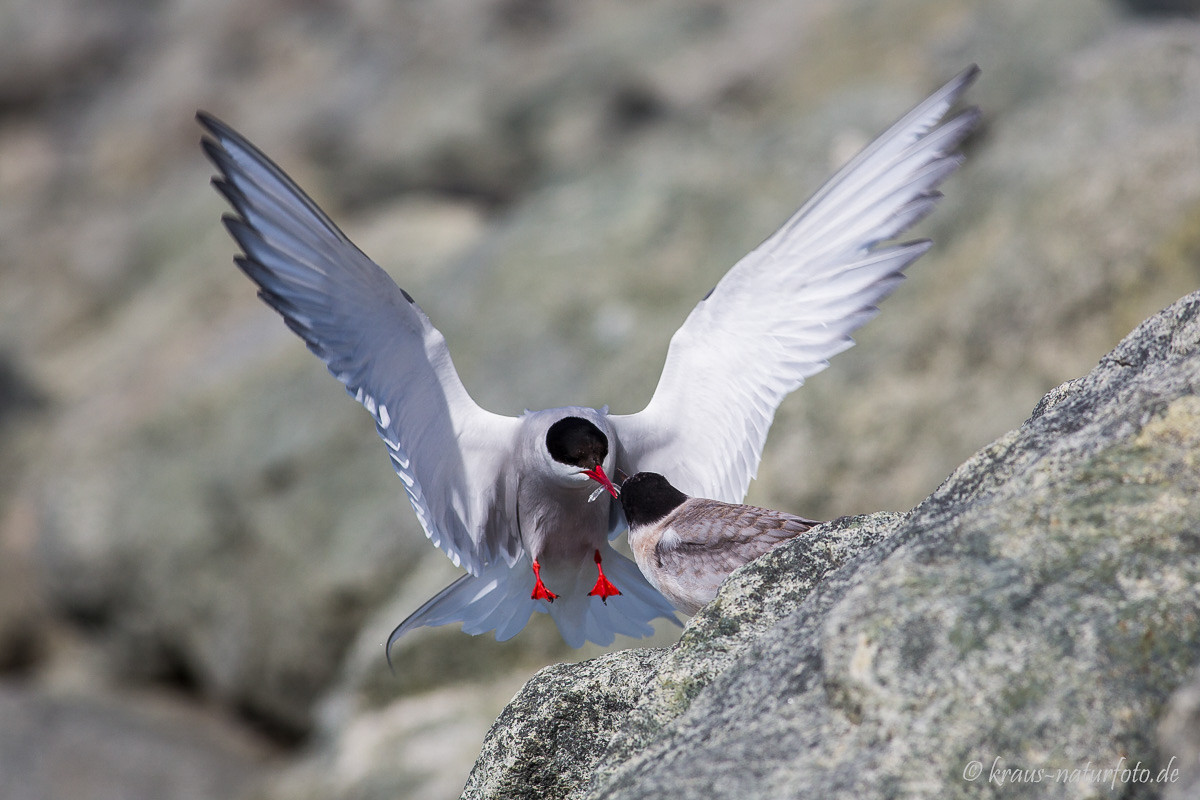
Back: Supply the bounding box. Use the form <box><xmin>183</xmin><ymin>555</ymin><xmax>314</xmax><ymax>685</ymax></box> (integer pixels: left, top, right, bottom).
<box><xmin>199</xmin><ymin>65</ymin><xmax>979</xmax><ymax>654</ymax></box>
<box><xmin>619</xmin><ymin>472</ymin><xmax>822</xmax><ymax>615</ymax></box>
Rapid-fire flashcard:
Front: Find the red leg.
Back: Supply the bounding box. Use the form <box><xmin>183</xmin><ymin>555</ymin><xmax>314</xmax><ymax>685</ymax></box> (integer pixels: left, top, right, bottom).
<box><xmin>531</xmin><ymin>559</ymin><xmax>557</xmax><ymax>602</ymax></box>
<box><xmin>588</xmin><ymin>549</ymin><xmax>621</xmax><ymax>603</ymax></box>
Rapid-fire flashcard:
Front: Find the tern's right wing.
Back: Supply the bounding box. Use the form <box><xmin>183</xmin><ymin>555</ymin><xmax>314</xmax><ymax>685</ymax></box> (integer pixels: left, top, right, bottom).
<box><xmin>200</xmin><ymin>113</ymin><xmax>523</xmax><ymax>575</ymax></box>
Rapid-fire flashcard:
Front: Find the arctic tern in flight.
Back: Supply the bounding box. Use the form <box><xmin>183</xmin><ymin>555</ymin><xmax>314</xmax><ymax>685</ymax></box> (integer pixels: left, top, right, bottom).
<box><xmin>199</xmin><ymin>65</ymin><xmax>979</xmax><ymax>654</ymax></box>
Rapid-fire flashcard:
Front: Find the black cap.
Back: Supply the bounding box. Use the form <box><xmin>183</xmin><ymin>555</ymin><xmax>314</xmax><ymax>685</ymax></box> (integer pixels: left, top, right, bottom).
<box><xmin>546</xmin><ymin>416</ymin><xmax>608</xmax><ymax>468</ymax></box>
<box><xmin>619</xmin><ymin>472</ymin><xmax>688</xmax><ymax>527</ymax></box>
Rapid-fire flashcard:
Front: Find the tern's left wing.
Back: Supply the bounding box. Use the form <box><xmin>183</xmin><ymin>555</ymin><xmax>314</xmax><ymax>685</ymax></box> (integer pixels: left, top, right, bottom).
<box><xmin>612</xmin><ymin>66</ymin><xmax>979</xmax><ymax>502</ymax></box>
<box><xmin>200</xmin><ymin>113</ymin><xmax>523</xmax><ymax>574</ymax></box>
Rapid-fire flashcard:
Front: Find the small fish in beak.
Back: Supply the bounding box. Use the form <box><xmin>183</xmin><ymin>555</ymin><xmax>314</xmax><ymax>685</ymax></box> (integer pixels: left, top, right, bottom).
<box><xmin>584</xmin><ymin>465</ymin><xmax>620</xmax><ymax>502</ymax></box>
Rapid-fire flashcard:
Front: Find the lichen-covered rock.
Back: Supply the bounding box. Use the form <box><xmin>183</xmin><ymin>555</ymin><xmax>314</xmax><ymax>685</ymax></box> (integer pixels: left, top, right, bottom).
<box><xmin>595</xmin><ymin>512</ymin><xmax>905</xmax><ymax>781</ymax></box>
<box><xmin>461</xmin><ymin>513</ymin><xmax>902</xmax><ymax>800</ymax></box>
<box><xmin>462</xmin><ymin>650</ymin><xmax>668</xmax><ymax>800</ymax></box>
<box><xmin>7</xmin><ymin>2</ymin><xmax>1200</xmax><ymax>798</ymax></box>
<box><xmin>464</xmin><ymin>289</ymin><xmax>1200</xmax><ymax>800</ymax></box>
<box><xmin>1159</xmin><ymin>666</ymin><xmax>1200</xmax><ymax>800</ymax></box>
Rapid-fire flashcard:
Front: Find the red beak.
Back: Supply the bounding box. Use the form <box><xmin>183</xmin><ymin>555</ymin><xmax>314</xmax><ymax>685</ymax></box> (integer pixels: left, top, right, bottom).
<box><xmin>583</xmin><ymin>465</ymin><xmax>620</xmax><ymax>499</ymax></box>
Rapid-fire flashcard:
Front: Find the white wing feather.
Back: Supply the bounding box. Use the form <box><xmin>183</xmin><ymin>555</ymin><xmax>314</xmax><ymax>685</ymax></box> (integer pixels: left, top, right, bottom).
<box><xmin>612</xmin><ymin>67</ymin><xmax>980</xmax><ymax>502</ymax></box>
<box><xmin>200</xmin><ymin>113</ymin><xmax>523</xmax><ymax>575</ymax></box>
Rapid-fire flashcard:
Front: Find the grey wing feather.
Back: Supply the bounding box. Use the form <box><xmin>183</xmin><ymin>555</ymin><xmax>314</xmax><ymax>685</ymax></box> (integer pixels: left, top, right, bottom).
<box><xmin>199</xmin><ymin>113</ymin><xmax>522</xmax><ymax>574</ymax></box>
<box><xmin>613</xmin><ymin>66</ymin><xmax>979</xmax><ymax>503</ymax></box>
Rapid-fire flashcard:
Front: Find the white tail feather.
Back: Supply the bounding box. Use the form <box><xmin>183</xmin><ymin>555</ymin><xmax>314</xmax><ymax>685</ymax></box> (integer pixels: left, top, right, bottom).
<box><xmin>386</xmin><ymin>545</ymin><xmax>679</xmax><ymax>661</ymax></box>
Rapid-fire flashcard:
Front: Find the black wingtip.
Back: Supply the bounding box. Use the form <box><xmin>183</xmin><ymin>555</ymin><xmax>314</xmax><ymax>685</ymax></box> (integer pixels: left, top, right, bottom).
<box><xmin>200</xmin><ymin>136</ymin><xmax>223</xmax><ymax>163</ymax></box>
<box><xmin>948</xmin><ymin>64</ymin><xmax>981</xmax><ymax>96</ymax></box>
<box><xmin>939</xmin><ymin>64</ymin><xmax>981</xmax><ymax>109</ymax></box>
<box><xmin>196</xmin><ymin>112</ymin><xmax>228</xmax><ymax>156</ymax></box>
<box><xmin>210</xmin><ymin>175</ymin><xmax>243</xmax><ymax>210</ymax></box>
<box><xmin>384</xmin><ymin>637</ymin><xmax>398</xmax><ymax>675</ymax></box>
<box><xmin>196</xmin><ymin>109</ymin><xmax>235</xmax><ymax>141</ymax></box>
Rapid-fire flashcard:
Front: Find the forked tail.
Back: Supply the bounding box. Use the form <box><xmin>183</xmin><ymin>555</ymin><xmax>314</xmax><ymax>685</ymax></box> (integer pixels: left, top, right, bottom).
<box><xmin>386</xmin><ymin>546</ymin><xmax>679</xmax><ymax>663</ymax></box>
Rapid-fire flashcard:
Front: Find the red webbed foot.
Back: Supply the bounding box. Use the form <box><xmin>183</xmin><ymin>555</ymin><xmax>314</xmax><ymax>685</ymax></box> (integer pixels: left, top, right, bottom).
<box><xmin>588</xmin><ymin>549</ymin><xmax>621</xmax><ymax>603</ymax></box>
<box><xmin>531</xmin><ymin>559</ymin><xmax>557</xmax><ymax>602</ymax></box>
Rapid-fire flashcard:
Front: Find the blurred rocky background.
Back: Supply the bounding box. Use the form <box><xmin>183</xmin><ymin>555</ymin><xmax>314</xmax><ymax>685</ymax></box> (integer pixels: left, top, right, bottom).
<box><xmin>2</xmin><ymin>1</ymin><xmax>1200</xmax><ymax>798</ymax></box>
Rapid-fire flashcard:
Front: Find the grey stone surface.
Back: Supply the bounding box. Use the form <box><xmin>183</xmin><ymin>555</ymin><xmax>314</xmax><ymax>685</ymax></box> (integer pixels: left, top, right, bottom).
<box><xmin>462</xmin><ymin>649</ymin><xmax>670</xmax><ymax>800</ymax></box>
<box><xmin>595</xmin><ymin>512</ymin><xmax>906</xmax><ymax>781</ymax></box>
<box><xmin>464</xmin><ymin>289</ymin><xmax>1200</xmax><ymax>799</ymax></box>
<box><xmin>461</xmin><ymin>513</ymin><xmax>903</xmax><ymax>800</ymax></box>
<box><xmin>1159</xmin><ymin>666</ymin><xmax>1200</xmax><ymax>800</ymax></box>
<box><xmin>0</xmin><ymin>683</ymin><xmax>270</xmax><ymax>800</ymax></box>
<box><xmin>3</xmin><ymin>1</ymin><xmax>1200</xmax><ymax>798</ymax></box>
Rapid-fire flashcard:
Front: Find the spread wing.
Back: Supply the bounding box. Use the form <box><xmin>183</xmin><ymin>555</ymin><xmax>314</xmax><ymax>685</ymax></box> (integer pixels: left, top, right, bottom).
<box><xmin>612</xmin><ymin>66</ymin><xmax>979</xmax><ymax>502</ymax></box>
<box><xmin>199</xmin><ymin>113</ymin><xmax>523</xmax><ymax>574</ymax></box>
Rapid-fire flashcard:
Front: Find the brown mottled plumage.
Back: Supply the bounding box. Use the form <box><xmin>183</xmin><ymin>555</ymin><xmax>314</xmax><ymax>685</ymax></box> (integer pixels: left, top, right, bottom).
<box><xmin>618</xmin><ymin>472</ymin><xmax>821</xmax><ymax>614</ymax></box>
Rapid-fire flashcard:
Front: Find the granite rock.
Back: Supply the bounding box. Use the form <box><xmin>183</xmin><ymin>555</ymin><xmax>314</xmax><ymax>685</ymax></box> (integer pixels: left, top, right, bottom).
<box><xmin>4</xmin><ymin>1</ymin><xmax>1200</xmax><ymax>798</ymax></box>
<box><xmin>463</xmin><ymin>513</ymin><xmax>903</xmax><ymax>799</ymax></box>
<box><xmin>466</xmin><ymin>289</ymin><xmax>1200</xmax><ymax>800</ymax></box>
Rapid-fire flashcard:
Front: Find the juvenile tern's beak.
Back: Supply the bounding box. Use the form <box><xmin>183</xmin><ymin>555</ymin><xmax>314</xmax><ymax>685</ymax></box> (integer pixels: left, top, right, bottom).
<box><xmin>583</xmin><ymin>465</ymin><xmax>620</xmax><ymax>502</ymax></box>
